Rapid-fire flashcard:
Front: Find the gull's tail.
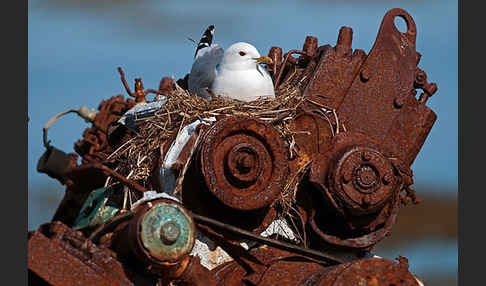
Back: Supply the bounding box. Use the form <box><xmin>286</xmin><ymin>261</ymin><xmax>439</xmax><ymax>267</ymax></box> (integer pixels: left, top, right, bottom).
<box><xmin>194</xmin><ymin>25</ymin><xmax>215</xmax><ymax>58</ymax></box>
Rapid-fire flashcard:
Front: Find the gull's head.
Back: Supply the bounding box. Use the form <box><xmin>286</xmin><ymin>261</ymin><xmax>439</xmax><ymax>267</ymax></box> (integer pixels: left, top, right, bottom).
<box><xmin>220</xmin><ymin>42</ymin><xmax>273</xmax><ymax>70</ymax></box>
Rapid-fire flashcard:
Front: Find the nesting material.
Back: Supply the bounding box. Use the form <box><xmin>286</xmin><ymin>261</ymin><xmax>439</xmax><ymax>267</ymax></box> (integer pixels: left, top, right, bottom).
<box><xmin>109</xmin><ymin>78</ymin><xmax>303</xmax><ymax>179</ymax></box>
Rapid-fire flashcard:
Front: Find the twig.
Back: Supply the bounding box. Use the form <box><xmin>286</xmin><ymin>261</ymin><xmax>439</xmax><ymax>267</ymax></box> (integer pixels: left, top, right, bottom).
<box><xmin>313</xmin><ymin>109</ymin><xmax>335</xmax><ymax>137</ymax></box>
<box><xmin>106</xmin><ymin>138</ymin><xmax>135</xmax><ymax>160</ymax></box>
<box><xmin>81</xmin><ymin>159</ymin><xmax>148</xmax><ymax>193</ymax></box>
<box><xmin>254</xmin><ymin>108</ymin><xmax>292</xmax><ymax>116</ymax></box>
<box><xmin>305</xmin><ymin>98</ymin><xmax>331</xmax><ymax>110</ymax></box>
<box><xmin>145</xmin><ymin>89</ymin><xmax>164</xmax><ymax>96</ymax></box>
<box><xmin>332</xmin><ymin>109</ymin><xmax>340</xmax><ymax>134</ymax></box>
<box><xmin>274</xmin><ymin>50</ymin><xmax>310</xmax><ymax>87</ymax></box>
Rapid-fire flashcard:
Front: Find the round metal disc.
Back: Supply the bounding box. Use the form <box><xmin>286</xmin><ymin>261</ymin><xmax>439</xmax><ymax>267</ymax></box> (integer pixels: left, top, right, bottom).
<box><xmin>200</xmin><ymin>116</ymin><xmax>289</xmax><ymax>210</ymax></box>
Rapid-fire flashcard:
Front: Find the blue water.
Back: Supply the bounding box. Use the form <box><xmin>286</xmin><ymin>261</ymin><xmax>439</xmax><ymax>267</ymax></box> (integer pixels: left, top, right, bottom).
<box><xmin>375</xmin><ymin>239</ymin><xmax>458</xmax><ymax>283</ymax></box>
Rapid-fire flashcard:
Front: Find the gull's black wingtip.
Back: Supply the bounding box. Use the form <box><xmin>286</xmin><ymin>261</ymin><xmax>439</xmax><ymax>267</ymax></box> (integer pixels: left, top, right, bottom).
<box><xmin>194</xmin><ymin>25</ymin><xmax>216</xmax><ymax>58</ymax></box>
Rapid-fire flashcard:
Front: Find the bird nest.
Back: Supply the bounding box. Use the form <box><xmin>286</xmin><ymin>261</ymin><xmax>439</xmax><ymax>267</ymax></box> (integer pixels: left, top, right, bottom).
<box><xmin>109</xmin><ymin>80</ymin><xmax>300</xmax><ymax>176</ymax></box>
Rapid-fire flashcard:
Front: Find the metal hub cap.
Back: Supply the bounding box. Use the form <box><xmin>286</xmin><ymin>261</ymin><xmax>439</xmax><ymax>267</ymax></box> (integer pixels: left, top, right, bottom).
<box><xmin>330</xmin><ymin>146</ymin><xmax>398</xmax><ymax>215</ymax></box>
<box><xmin>138</xmin><ymin>200</ymin><xmax>195</xmax><ymax>262</ymax></box>
<box><xmin>201</xmin><ymin>116</ymin><xmax>288</xmax><ymax>210</ymax></box>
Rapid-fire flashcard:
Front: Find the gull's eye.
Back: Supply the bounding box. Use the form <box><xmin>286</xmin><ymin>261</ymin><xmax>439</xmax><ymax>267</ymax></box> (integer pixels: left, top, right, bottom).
<box><xmin>239</xmin><ymin>51</ymin><xmax>246</xmax><ymax>56</ymax></box>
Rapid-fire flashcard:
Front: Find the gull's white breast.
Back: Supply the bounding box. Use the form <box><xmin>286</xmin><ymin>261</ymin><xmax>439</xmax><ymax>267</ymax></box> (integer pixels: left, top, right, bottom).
<box><xmin>211</xmin><ymin>64</ymin><xmax>275</xmax><ymax>102</ymax></box>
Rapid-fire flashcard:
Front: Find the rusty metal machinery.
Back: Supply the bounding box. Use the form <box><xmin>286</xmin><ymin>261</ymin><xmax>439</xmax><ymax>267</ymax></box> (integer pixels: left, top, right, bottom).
<box><xmin>200</xmin><ymin>116</ymin><xmax>289</xmax><ymax>211</ymax></box>
<box><xmin>30</xmin><ymin>8</ymin><xmax>437</xmax><ymax>286</ymax></box>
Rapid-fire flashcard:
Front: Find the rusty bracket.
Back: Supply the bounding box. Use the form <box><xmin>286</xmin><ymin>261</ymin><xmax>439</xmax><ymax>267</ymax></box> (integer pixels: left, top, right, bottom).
<box><xmin>302</xmin><ymin>27</ymin><xmax>366</xmax><ymax>111</ymax></box>
<box><xmin>273</xmin><ymin>36</ymin><xmax>319</xmax><ymax>87</ymax></box>
<box><xmin>117</xmin><ymin>67</ymin><xmax>166</xmax><ymax>104</ymax></box>
<box><xmin>337</xmin><ymin>8</ymin><xmax>419</xmax><ymax>142</ymax></box>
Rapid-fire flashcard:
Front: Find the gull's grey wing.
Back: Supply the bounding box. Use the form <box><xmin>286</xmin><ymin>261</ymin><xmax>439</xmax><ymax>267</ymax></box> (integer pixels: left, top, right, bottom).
<box><xmin>188</xmin><ymin>44</ymin><xmax>224</xmax><ymax>99</ymax></box>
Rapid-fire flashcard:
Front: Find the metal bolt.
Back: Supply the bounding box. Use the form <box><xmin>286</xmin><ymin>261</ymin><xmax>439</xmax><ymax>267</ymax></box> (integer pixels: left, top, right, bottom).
<box><xmin>415</xmin><ymin>71</ymin><xmax>426</xmax><ymax>85</ymax></box>
<box><xmin>362</xmin><ymin>152</ymin><xmax>372</xmax><ymax>161</ymax></box>
<box><xmin>235</xmin><ymin>153</ymin><xmax>254</xmax><ymax>174</ymax></box>
<box><xmin>382</xmin><ymin>173</ymin><xmax>393</xmax><ymax>185</ymax></box>
<box><xmin>160</xmin><ymin>221</ymin><xmax>180</xmax><ymax>245</ymax></box>
<box><xmin>394</xmin><ymin>97</ymin><xmax>404</xmax><ymax>108</ymax></box>
<box><xmin>360</xmin><ymin>69</ymin><xmax>370</xmax><ymax>82</ymax></box>
<box><xmin>355</xmin><ymin>165</ymin><xmax>378</xmax><ymax>190</ymax></box>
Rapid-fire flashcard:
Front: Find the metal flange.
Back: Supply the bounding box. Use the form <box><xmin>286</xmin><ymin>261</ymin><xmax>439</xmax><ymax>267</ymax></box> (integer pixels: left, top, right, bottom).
<box><xmin>200</xmin><ymin>116</ymin><xmax>289</xmax><ymax>210</ymax></box>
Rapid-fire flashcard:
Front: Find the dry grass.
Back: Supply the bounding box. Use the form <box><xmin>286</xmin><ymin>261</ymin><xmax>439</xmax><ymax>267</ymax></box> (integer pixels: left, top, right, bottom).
<box><xmin>108</xmin><ymin>79</ymin><xmax>306</xmax><ymax>179</ymax></box>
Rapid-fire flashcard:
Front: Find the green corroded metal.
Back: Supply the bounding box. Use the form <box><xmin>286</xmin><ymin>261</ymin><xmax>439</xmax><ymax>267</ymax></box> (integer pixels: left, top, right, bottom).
<box><xmin>139</xmin><ymin>201</ymin><xmax>195</xmax><ymax>261</ymax></box>
<box><xmin>73</xmin><ymin>187</ymin><xmax>120</xmax><ymax>230</ymax></box>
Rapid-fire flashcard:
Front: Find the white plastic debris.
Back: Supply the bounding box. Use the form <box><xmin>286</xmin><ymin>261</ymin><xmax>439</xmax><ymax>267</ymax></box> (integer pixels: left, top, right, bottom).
<box><xmin>159</xmin><ymin>117</ymin><xmax>215</xmax><ymax>195</ymax></box>
<box><xmin>131</xmin><ymin>190</ymin><xmax>179</xmax><ymax>210</ymax></box>
<box><xmin>259</xmin><ymin>219</ymin><xmax>298</xmax><ymax>242</ymax></box>
<box><xmin>78</xmin><ymin>105</ymin><xmax>97</xmax><ymax>122</ymax></box>
<box><xmin>190</xmin><ymin>231</ymin><xmax>235</xmax><ymax>270</ymax></box>
<box><xmin>118</xmin><ymin>98</ymin><xmax>167</xmax><ymax>127</ymax></box>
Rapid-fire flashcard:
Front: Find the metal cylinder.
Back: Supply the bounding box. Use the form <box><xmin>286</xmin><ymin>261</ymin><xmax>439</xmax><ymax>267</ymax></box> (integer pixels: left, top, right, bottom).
<box><xmin>37</xmin><ymin>147</ymin><xmax>73</xmax><ymax>183</ymax></box>
<box><xmin>127</xmin><ymin>198</ymin><xmax>195</xmax><ymax>272</ymax></box>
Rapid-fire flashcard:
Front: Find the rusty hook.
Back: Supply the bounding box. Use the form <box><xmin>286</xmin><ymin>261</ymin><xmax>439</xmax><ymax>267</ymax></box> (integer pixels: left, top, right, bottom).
<box><xmin>274</xmin><ymin>50</ymin><xmax>312</xmax><ymax>87</ymax></box>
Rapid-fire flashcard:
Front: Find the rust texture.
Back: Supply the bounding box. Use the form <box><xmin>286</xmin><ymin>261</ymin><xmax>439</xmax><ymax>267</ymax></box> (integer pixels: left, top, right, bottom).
<box><xmin>74</xmin><ymin>95</ymin><xmax>136</xmax><ymax>164</ymax></box>
<box><xmin>175</xmin><ymin>255</ymin><xmax>218</xmax><ymax>286</ymax></box>
<box><xmin>302</xmin><ymin>27</ymin><xmax>366</xmax><ymax>111</ymax></box>
<box><xmin>287</xmin><ymin>111</ymin><xmax>333</xmax><ymax>174</ymax></box>
<box><xmin>307</xmin><ymin>132</ymin><xmax>402</xmax><ymax>249</ymax></box>
<box><xmin>158</xmin><ymin>77</ymin><xmax>176</xmax><ymax>96</ymax></box>
<box><xmin>28</xmin><ymin>221</ymin><xmax>156</xmax><ymax>286</ymax></box>
<box><xmin>117</xmin><ymin>67</ymin><xmax>166</xmax><ymax>104</ymax></box>
<box><xmin>337</xmin><ymin>9</ymin><xmax>420</xmax><ymax>141</ymax></box>
<box><xmin>298</xmin><ymin>257</ymin><xmax>419</xmax><ymax>286</ymax></box>
<box><xmin>31</xmin><ymin>8</ymin><xmax>437</xmax><ymax>286</ymax></box>
<box><xmin>212</xmin><ymin>246</ymin><xmax>329</xmax><ymax>286</ymax></box>
<box><xmin>179</xmin><ymin>117</ymin><xmax>281</xmax><ymax>234</ymax></box>
<box><xmin>200</xmin><ymin>115</ymin><xmax>289</xmax><ymax>211</ymax></box>
<box><xmin>126</xmin><ymin>199</ymin><xmax>195</xmax><ymax>270</ymax></box>
<box><xmin>271</xmin><ymin>35</ymin><xmax>320</xmax><ymax>90</ymax></box>
<box><xmin>211</xmin><ymin>246</ymin><xmax>419</xmax><ymax>286</ymax></box>
<box><xmin>302</xmin><ymin>8</ymin><xmax>437</xmax><ymax>249</ymax></box>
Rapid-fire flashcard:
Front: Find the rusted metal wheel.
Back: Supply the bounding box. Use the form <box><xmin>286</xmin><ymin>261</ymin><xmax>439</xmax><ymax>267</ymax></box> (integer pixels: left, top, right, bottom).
<box><xmin>200</xmin><ymin>116</ymin><xmax>289</xmax><ymax>211</ymax></box>
<box><xmin>308</xmin><ymin>132</ymin><xmax>402</xmax><ymax>248</ymax></box>
<box><xmin>328</xmin><ymin>145</ymin><xmax>398</xmax><ymax>216</ymax></box>
<box><xmin>309</xmin><ymin>132</ymin><xmax>401</xmax><ymax>216</ymax></box>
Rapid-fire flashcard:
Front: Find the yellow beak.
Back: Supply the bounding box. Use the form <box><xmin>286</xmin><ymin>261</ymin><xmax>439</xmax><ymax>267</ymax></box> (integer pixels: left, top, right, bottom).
<box><xmin>254</xmin><ymin>56</ymin><xmax>273</xmax><ymax>65</ymax></box>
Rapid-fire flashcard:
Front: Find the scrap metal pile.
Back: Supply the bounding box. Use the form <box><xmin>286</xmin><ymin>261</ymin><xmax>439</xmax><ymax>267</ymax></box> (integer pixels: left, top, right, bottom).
<box><xmin>29</xmin><ymin>8</ymin><xmax>438</xmax><ymax>286</ymax></box>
